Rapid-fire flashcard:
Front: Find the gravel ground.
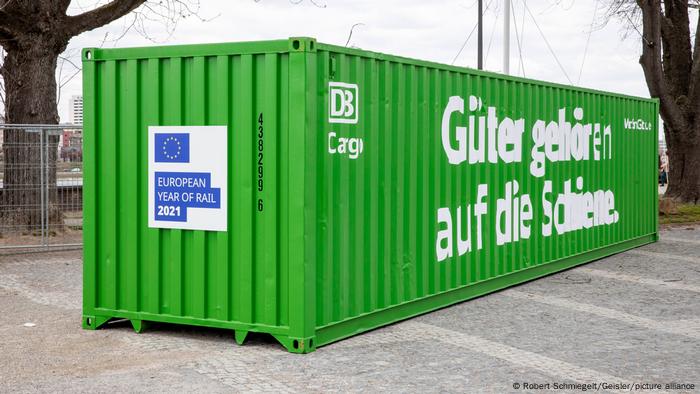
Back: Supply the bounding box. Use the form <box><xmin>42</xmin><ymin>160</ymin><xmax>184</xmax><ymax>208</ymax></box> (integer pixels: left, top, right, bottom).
<box><xmin>1</xmin><ymin>226</ymin><xmax>699</xmax><ymax>393</ymax></box>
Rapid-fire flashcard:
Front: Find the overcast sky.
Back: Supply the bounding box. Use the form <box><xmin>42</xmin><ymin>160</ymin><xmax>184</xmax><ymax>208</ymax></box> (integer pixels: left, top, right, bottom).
<box><xmin>59</xmin><ymin>0</ymin><xmax>655</xmax><ymax>124</ymax></box>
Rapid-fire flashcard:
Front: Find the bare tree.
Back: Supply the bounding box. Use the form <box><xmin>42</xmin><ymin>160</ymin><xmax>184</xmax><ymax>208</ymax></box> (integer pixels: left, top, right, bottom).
<box><xmin>0</xmin><ymin>0</ymin><xmax>199</xmax><ymax>229</ymax></box>
<box><xmin>605</xmin><ymin>0</ymin><xmax>700</xmax><ymax>203</ymax></box>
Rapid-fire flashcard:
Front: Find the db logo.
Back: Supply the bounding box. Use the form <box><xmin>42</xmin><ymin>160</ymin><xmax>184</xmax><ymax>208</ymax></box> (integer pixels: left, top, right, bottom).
<box><xmin>329</xmin><ymin>82</ymin><xmax>359</xmax><ymax>124</ymax></box>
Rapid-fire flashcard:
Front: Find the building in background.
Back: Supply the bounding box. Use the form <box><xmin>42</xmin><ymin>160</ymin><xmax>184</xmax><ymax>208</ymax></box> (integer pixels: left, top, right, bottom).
<box><xmin>69</xmin><ymin>95</ymin><xmax>83</xmax><ymax>125</ymax></box>
<box><xmin>60</xmin><ymin>128</ymin><xmax>83</xmax><ymax>162</ymax></box>
<box><xmin>59</xmin><ymin>96</ymin><xmax>83</xmax><ymax>162</ymax></box>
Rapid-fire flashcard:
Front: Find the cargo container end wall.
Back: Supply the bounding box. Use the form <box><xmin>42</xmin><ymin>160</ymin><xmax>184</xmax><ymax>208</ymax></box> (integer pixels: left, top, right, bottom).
<box><xmin>82</xmin><ymin>37</ymin><xmax>658</xmax><ymax>353</ymax></box>
<box><xmin>81</xmin><ymin>39</ymin><xmax>314</xmax><ymax>352</ymax></box>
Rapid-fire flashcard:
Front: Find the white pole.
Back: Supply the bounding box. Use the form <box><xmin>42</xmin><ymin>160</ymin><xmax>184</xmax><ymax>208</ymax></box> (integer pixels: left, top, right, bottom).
<box><xmin>503</xmin><ymin>0</ymin><xmax>511</xmax><ymax>74</ymax></box>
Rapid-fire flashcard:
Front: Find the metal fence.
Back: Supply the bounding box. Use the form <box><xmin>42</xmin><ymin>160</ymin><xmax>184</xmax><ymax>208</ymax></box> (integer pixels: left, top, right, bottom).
<box><xmin>0</xmin><ymin>124</ymin><xmax>83</xmax><ymax>253</ymax></box>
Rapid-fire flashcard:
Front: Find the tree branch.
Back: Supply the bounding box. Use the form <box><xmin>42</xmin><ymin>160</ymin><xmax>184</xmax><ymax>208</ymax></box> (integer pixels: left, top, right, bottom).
<box><xmin>64</xmin><ymin>0</ymin><xmax>146</xmax><ymax>37</ymax></box>
<box><xmin>637</xmin><ymin>0</ymin><xmax>688</xmax><ymax>132</ymax></box>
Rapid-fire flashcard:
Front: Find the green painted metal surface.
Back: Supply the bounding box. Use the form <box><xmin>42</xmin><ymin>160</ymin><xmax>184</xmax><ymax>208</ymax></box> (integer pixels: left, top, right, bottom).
<box><xmin>82</xmin><ymin>37</ymin><xmax>659</xmax><ymax>353</ymax></box>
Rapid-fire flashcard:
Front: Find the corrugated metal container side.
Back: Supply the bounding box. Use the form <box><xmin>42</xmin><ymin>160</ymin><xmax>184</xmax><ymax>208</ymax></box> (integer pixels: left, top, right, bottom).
<box><xmin>82</xmin><ymin>37</ymin><xmax>658</xmax><ymax>353</ymax></box>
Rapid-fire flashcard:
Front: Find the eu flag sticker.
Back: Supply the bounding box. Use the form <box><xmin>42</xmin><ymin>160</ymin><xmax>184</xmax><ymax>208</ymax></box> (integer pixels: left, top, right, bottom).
<box><xmin>155</xmin><ymin>133</ymin><xmax>190</xmax><ymax>163</ymax></box>
<box><xmin>149</xmin><ymin>125</ymin><xmax>227</xmax><ymax>231</ymax></box>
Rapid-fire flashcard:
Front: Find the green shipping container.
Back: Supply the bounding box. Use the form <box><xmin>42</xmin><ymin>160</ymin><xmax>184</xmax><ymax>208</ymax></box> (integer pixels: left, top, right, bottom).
<box><xmin>82</xmin><ymin>37</ymin><xmax>659</xmax><ymax>353</ymax></box>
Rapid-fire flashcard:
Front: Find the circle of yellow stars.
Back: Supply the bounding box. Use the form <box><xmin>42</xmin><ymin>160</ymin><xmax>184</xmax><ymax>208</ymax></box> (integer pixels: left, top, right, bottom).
<box><xmin>162</xmin><ymin>136</ymin><xmax>182</xmax><ymax>160</ymax></box>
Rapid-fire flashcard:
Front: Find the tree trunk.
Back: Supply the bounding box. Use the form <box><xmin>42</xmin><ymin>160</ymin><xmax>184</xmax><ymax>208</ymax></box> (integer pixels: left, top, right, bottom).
<box><xmin>664</xmin><ymin>125</ymin><xmax>700</xmax><ymax>204</ymax></box>
<box><xmin>634</xmin><ymin>0</ymin><xmax>700</xmax><ymax>205</ymax></box>
<box><xmin>1</xmin><ymin>42</ymin><xmax>64</xmax><ymax>232</ymax></box>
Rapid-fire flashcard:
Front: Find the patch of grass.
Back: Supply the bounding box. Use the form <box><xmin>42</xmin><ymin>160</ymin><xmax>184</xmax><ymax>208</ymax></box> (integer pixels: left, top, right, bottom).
<box><xmin>660</xmin><ymin>203</ymin><xmax>700</xmax><ymax>224</ymax></box>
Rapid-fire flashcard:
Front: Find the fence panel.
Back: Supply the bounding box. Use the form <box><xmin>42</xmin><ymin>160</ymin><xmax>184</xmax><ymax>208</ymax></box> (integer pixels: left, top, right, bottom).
<box><xmin>0</xmin><ymin>124</ymin><xmax>83</xmax><ymax>253</ymax></box>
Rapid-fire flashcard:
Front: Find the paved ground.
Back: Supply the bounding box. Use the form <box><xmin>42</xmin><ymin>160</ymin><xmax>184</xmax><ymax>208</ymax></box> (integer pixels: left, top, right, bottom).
<box><xmin>1</xmin><ymin>227</ymin><xmax>699</xmax><ymax>393</ymax></box>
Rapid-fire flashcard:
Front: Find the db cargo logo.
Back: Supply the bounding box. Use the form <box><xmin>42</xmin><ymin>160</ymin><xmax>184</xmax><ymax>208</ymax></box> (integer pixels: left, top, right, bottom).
<box><xmin>329</xmin><ymin>82</ymin><xmax>359</xmax><ymax>124</ymax></box>
<box><xmin>624</xmin><ymin>118</ymin><xmax>652</xmax><ymax>131</ymax></box>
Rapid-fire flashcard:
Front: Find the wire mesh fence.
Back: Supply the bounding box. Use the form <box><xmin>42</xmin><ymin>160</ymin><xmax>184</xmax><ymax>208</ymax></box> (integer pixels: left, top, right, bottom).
<box><xmin>0</xmin><ymin>124</ymin><xmax>83</xmax><ymax>253</ymax></box>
